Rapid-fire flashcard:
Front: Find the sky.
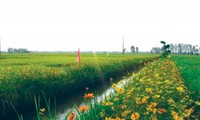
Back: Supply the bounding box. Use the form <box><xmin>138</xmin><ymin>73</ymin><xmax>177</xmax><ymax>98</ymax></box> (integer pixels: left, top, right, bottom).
<box><xmin>0</xmin><ymin>0</ymin><xmax>200</xmax><ymax>52</ymax></box>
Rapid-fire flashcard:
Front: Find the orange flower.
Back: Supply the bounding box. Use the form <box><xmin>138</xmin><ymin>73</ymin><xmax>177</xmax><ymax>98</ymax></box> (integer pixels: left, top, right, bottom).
<box><xmin>84</xmin><ymin>93</ymin><xmax>94</xmax><ymax>99</ymax></box>
<box><xmin>158</xmin><ymin>108</ymin><xmax>167</xmax><ymax>113</ymax></box>
<box><xmin>115</xmin><ymin>117</ymin><xmax>121</xmax><ymax>120</ymax></box>
<box><xmin>68</xmin><ymin>112</ymin><xmax>75</xmax><ymax>120</ymax></box>
<box><xmin>78</xmin><ymin>105</ymin><xmax>89</xmax><ymax>112</ymax></box>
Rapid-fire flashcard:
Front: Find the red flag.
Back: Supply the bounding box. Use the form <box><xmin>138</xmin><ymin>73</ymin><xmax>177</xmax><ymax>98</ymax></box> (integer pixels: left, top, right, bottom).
<box><xmin>76</xmin><ymin>48</ymin><xmax>80</xmax><ymax>63</ymax></box>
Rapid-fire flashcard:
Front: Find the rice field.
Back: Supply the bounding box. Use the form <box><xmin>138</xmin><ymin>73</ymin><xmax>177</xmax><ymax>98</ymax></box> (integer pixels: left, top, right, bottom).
<box><xmin>0</xmin><ymin>53</ymin><xmax>159</xmax><ymax>118</ymax></box>
<box><xmin>1</xmin><ymin>53</ymin><xmax>199</xmax><ymax>120</ymax></box>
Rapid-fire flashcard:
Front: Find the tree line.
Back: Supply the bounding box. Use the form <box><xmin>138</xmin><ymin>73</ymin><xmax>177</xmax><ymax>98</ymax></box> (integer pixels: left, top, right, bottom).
<box><xmin>151</xmin><ymin>43</ymin><xmax>199</xmax><ymax>55</ymax></box>
<box><xmin>7</xmin><ymin>48</ymin><xmax>30</xmax><ymax>53</ymax></box>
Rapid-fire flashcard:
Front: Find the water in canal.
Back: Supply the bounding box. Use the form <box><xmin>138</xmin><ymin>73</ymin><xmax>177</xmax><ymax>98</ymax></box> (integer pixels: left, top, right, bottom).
<box><xmin>19</xmin><ymin>73</ymin><xmax>134</xmax><ymax>120</ymax></box>
<box><xmin>57</xmin><ymin>75</ymin><xmax>131</xmax><ymax>120</ymax></box>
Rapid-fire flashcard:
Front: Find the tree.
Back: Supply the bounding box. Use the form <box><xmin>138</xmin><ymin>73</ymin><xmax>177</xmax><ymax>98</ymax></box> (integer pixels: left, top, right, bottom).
<box><xmin>151</xmin><ymin>47</ymin><xmax>161</xmax><ymax>54</ymax></box>
<box><xmin>160</xmin><ymin>41</ymin><xmax>171</xmax><ymax>58</ymax></box>
<box><xmin>136</xmin><ymin>47</ymin><xmax>139</xmax><ymax>53</ymax></box>
<box><xmin>178</xmin><ymin>43</ymin><xmax>183</xmax><ymax>54</ymax></box>
<box><xmin>8</xmin><ymin>48</ymin><xmax>13</xmax><ymax>53</ymax></box>
<box><xmin>131</xmin><ymin>46</ymin><xmax>135</xmax><ymax>53</ymax></box>
<box><xmin>174</xmin><ymin>44</ymin><xmax>178</xmax><ymax>53</ymax></box>
<box><xmin>169</xmin><ymin>43</ymin><xmax>174</xmax><ymax>53</ymax></box>
<box><xmin>154</xmin><ymin>42</ymin><xmax>198</xmax><ymax>55</ymax></box>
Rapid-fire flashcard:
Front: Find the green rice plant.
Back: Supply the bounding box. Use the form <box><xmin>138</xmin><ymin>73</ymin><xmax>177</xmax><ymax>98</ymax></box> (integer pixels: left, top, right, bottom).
<box><xmin>0</xmin><ymin>53</ymin><xmax>159</xmax><ymax>118</ymax></box>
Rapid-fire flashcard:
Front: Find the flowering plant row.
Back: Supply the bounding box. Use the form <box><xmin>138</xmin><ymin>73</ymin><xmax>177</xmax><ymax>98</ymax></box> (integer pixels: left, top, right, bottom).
<box><xmin>67</xmin><ymin>59</ymin><xmax>199</xmax><ymax>120</ymax></box>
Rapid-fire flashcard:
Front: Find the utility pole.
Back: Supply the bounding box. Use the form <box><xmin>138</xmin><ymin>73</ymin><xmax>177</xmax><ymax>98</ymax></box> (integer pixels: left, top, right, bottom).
<box><xmin>122</xmin><ymin>36</ymin><xmax>125</xmax><ymax>54</ymax></box>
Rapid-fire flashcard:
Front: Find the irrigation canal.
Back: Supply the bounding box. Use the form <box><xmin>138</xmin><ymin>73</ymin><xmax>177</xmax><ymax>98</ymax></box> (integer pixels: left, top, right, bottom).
<box><xmin>21</xmin><ymin>74</ymin><xmax>133</xmax><ymax>120</ymax></box>
<box><xmin>58</xmin><ymin>76</ymin><xmax>131</xmax><ymax>120</ymax></box>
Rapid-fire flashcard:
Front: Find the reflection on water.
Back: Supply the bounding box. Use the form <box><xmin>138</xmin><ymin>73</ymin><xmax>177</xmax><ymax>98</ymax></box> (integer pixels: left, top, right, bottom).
<box><xmin>57</xmin><ymin>76</ymin><xmax>131</xmax><ymax>120</ymax></box>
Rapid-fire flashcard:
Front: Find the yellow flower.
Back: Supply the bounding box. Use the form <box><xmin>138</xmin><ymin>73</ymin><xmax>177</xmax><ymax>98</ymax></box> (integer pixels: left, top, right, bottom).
<box><xmin>117</xmin><ymin>87</ymin><xmax>125</xmax><ymax>94</ymax></box>
<box><xmin>145</xmin><ymin>88</ymin><xmax>153</xmax><ymax>94</ymax></box>
<box><xmin>131</xmin><ymin>112</ymin><xmax>140</xmax><ymax>120</ymax></box>
<box><xmin>176</xmin><ymin>117</ymin><xmax>183</xmax><ymax>120</ymax></box>
<box><xmin>40</xmin><ymin>108</ymin><xmax>46</xmax><ymax>113</ymax></box>
<box><xmin>141</xmin><ymin>97</ymin><xmax>148</xmax><ymax>104</ymax></box>
<box><xmin>168</xmin><ymin>98</ymin><xmax>175</xmax><ymax>104</ymax></box>
<box><xmin>171</xmin><ymin>111</ymin><xmax>178</xmax><ymax>119</ymax></box>
<box><xmin>112</xmin><ymin>84</ymin><xmax>117</xmax><ymax>88</ymax></box>
<box><xmin>176</xmin><ymin>86</ymin><xmax>184</xmax><ymax>92</ymax></box>
<box><xmin>171</xmin><ymin>111</ymin><xmax>183</xmax><ymax>120</ymax></box>
<box><xmin>114</xmin><ymin>97</ymin><xmax>119</xmax><ymax>101</ymax></box>
<box><xmin>105</xmin><ymin>101</ymin><xmax>113</xmax><ymax>106</ymax></box>
<box><xmin>152</xmin><ymin>108</ymin><xmax>157</xmax><ymax>114</ymax></box>
<box><xmin>151</xmin><ymin>102</ymin><xmax>157</xmax><ymax>107</ymax></box>
<box><xmin>105</xmin><ymin>117</ymin><xmax>113</xmax><ymax>120</ymax></box>
<box><xmin>135</xmin><ymin>98</ymin><xmax>141</xmax><ymax>105</ymax></box>
<box><xmin>184</xmin><ymin>108</ymin><xmax>194</xmax><ymax>118</ymax></box>
<box><xmin>146</xmin><ymin>102</ymin><xmax>157</xmax><ymax>112</ymax></box>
